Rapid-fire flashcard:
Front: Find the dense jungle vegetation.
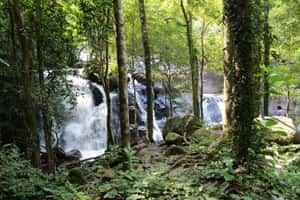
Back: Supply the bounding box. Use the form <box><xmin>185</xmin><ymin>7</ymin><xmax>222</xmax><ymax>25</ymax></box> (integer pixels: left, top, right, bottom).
<box><xmin>0</xmin><ymin>0</ymin><xmax>300</xmax><ymax>199</ymax></box>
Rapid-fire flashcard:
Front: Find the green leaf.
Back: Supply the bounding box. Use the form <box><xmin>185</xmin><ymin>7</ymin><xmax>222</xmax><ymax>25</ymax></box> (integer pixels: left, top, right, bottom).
<box><xmin>265</xmin><ymin>119</ymin><xmax>278</xmax><ymax>127</ymax></box>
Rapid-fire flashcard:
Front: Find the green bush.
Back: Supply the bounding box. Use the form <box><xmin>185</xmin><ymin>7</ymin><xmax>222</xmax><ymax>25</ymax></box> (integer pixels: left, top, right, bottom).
<box><xmin>0</xmin><ymin>144</ymin><xmax>88</xmax><ymax>200</ymax></box>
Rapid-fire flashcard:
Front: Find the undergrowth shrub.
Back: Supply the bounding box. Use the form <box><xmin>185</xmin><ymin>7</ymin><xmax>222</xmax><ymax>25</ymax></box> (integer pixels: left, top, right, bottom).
<box><xmin>0</xmin><ymin>144</ymin><xmax>88</xmax><ymax>200</ymax></box>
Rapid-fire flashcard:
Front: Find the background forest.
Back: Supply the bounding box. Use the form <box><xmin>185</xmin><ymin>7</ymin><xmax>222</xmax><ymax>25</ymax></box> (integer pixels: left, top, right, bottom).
<box><xmin>0</xmin><ymin>0</ymin><xmax>300</xmax><ymax>199</ymax></box>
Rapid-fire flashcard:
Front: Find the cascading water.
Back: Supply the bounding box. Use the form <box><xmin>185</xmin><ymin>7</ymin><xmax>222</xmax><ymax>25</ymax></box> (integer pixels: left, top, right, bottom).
<box><xmin>128</xmin><ymin>75</ymin><xmax>163</xmax><ymax>142</ymax></box>
<box><xmin>50</xmin><ymin>68</ymin><xmax>223</xmax><ymax>160</ymax></box>
<box><xmin>59</xmin><ymin>75</ymin><xmax>107</xmax><ymax>159</ymax></box>
<box><xmin>203</xmin><ymin>94</ymin><xmax>224</xmax><ymax>126</ymax></box>
<box><xmin>156</xmin><ymin>92</ymin><xmax>224</xmax><ymax>127</ymax></box>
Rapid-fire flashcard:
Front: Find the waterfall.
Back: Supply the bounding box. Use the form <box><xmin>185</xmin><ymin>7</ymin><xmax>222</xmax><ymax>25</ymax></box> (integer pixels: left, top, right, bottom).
<box><xmin>51</xmin><ymin>71</ymin><xmax>222</xmax><ymax>160</ymax></box>
<box><xmin>128</xmin><ymin>75</ymin><xmax>163</xmax><ymax>142</ymax></box>
<box><xmin>158</xmin><ymin>92</ymin><xmax>224</xmax><ymax>127</ymax></box>
<box><xmin>60</xmin><ymin>75</ymin><xmax>107</xmax><ymax>159</ymax></box>
<box><xmin>203</xmin><ymin>94</ymin><xmax>224</xmax><ymax>126</ymax></box>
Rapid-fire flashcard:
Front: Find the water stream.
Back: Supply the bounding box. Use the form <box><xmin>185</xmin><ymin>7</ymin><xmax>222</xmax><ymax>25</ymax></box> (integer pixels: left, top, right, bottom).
<box><xmin>52</xmin><ymin>73</ymin><xmax>224</xmax><ymax>159</ymax></box>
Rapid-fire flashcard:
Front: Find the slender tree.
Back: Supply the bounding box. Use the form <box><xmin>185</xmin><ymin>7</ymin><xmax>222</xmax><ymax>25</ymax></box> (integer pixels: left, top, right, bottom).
<box><xmin>138</xmin><ymin>0</ymin><xmax>153</xmax><ymax>143</ymax></box>
<box><xmin>180</xmin><ymin>0</ymin><xmax>200</xmax><ymax>118</ymax></box>
<box><xmin>10</xmin><ymin>0</ymin><xmax>41</xmax><ymax>167</ymax></box>
<box><xmin>223</xmin><ymin>0</ymin><xmax>233</xmax><ymax>134</ymax></box>
<box><xmin>199</xmin><ymin>20</ymin><xmax>210</xmax><ymax>121</ymax></box>
<box><xmin>113</xmin><ymin>0</ymin><xmax>130</xmax><ymax>148</ymax></box>
<box><xmin>223</xmin><ymin>0</ymin><xmax>262</xmax><ymax>163</ymax></box>
<box><xmin>263</xmin><ymin>0</ymin><xmax>271</xmax><ymax>116</ymax></box>
<box><xmin>34</xmin><ymin>0</ymin><xmax>55</xmax><ymax>171</ymax></box>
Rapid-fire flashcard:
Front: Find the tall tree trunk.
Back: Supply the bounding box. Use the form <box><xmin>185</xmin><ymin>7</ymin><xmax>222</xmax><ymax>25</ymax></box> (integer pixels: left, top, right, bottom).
<box><xmin>34</xmin><ymin>0</ymin><xmax>55</xmax><ymax>171</ymax></box>
<box><xmin>263</xmin><ymin>0</ymin><xmax>270</xmax><ymax>116</ymax></box>
<box><xmin>199</xmin><ymin>20</ymin><xmax>207</xmax><ymax>121</ymax></box>
<box><xmin>223</xmin><ymin>1</ymin><xmax>234</xmax><ymax>134</ymax></box>
<box><xmin>223</xmin><ymin>0</ymin><xmax>262</xmax><ymax>163</ymax></box>
<box><xmin>8</xmin><ymin>4</ymin><xmax>17</xmax><ymax>67</ymax></box>
<box><xmin>104</xmin><ymin>41</ymin><xmax>113</xmax><ymax>148</ymax></box>
<box><xmin>10</xmin><ymin>0</ymin><xmax>41</xmax><ymax>167</ymax></box>
<box><xmin>113</xmin><ymin>0</ymin><xmax>130</xmax><ymax>148</ymax></box>
<box><xmin>138</xmin><ymin>0</ymin><xmax>153</xmax><ymax>143</ymax></box>
<box><xmin>180</xmin><ymin>0</ymin><xmax>200</xmax><ymax>118</ymax></box>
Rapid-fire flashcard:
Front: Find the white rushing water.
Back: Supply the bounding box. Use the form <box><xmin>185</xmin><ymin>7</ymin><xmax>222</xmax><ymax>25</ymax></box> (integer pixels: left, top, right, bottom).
<box><xmin>60</xmin><ymin>75</ymin><xmax>107</xmax><ymax>159</ymax></box>
<box><xmin>128</xmin><ymin>75</ymin><xmax>164</xmax><ymax>142</ymax></box>
<box><xmin>203</xmin><ymin>94</ymin><xmax>224</xmax><ymax>126</ymax></box>
<box><xmin>55</xmin><ymin>73</ymin><xmax>222</xmax><ymax>160</ymax></box>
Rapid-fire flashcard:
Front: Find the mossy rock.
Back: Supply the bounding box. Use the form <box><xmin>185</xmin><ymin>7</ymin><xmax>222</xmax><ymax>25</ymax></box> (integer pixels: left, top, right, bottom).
<box><xmin>163</xmin><ymin>114</ymin><xmax>202</xmax><ymax>138</ymax></box>
<box><xmin>259</xmin><ymin>117</ymin><xmax>296</xmax><ymax>145</ymax></box>
<box><xmin>165</xmin><ymin>145</ymin><xmax>186</xmax><ymax>156</ymax></box>
<box><xmin>190</xmin><ymin>128</ymin><xmax>220</xmax><ymax>146</ymax></box>
<box><xmin>165</xmin><ymin>132</ymin><xmax>184</xmax><ymax>145</ymax></box>
<box><xmin>68</xmin><ymin>167</ymin><xmax>87</xmax><ymax>185</ymax></box>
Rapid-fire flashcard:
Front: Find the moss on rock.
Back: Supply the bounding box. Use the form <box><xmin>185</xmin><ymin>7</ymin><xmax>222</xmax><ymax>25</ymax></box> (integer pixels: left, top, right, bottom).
<box><xmin>163</xmin><ymin>114</ymin><xmax>202</xmax><ymax>138</ymax></box>
<box><xmin>259</xmin><ymin>117</ymin><xmax>296</xmax><ymax>145</ymax></box>
<box><xmin>165</xmin><ymin>132</ymin><xmax>184</xmax><ymax>145</ymax></box>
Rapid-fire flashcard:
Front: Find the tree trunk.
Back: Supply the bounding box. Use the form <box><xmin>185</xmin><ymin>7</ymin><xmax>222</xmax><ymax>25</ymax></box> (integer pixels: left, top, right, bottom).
<box><xmin>113</xmin><ymin>0</ymin><xmax>130</xmax><ymax>148</ymax></box>
<box><xmin>10</xmin><ymin>0</ymin><xmax>41</xmax><ymax>167</ymax></box>
<box><xmin>138</xmin><ymin>0</ymin><xmax>153</xmax><ymax>143</ymax></box>
<box><xmin>8</xmin><ymin>4</ymin><xmax>17</xmax><ymax>67</ymax></box>
<box><xmin>199</xmin><ymin>20</ymin><xmax>206</xmax><ymax>121</ymax></box>
<box><xmin>263</xmin><ymin>0</ymin><xmax>270</xmax><ymax>116</ymax></box>
<box><xmin>104</xmin><ymin>41</ymin><xmax>113</xmax><ymax>147</ymax></box>
<box><xmin>224</xmin><ymin>0</ymin><xmax>262</xmax><ymax>163</ymax></box>
<box><xmin>223</xmin><ymin>3</ymin><xmax>234</xmax><ymax>134</ymax></box>
<box><xmin>180</xmin><ymin>0</ymin><xmax>200</xmax><ymax>118</ymax></box>
<box><xmin>34</xmin><ymin>0</ymin><xmax>55</xmax><ymax>171</ymax></box>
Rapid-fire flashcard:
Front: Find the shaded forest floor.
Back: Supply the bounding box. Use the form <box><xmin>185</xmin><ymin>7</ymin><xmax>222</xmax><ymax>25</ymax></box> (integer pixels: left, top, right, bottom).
<box><xmin>1</xmin><ymin>130</ymin><xmax>300</xmax><ymax>200</ymax></box>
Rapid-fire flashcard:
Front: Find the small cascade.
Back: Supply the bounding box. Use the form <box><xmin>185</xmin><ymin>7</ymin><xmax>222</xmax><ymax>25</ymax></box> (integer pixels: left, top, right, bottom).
<box><xmin>203</xmin><ymin>94</ymin><xmax>224</xmax><ymax>126</ymax></box>
<box><xmin>128</xmin><ymin>75</ymin><xmax>163</xmax><ymax>142</ymax></box>
<box><xmin>110</xmin><ymin>92</ymin><xmax>122</xmax><ymax>144</ymax></box>
<box><xmin>60</xmin><ymin>75</ymin><xmax>107</xmax><ymax>159</ymax></box>
<box><xmin>157</xmin><ymin>92</ymin><xmax>224</xmax><ymax>127</ymax></box>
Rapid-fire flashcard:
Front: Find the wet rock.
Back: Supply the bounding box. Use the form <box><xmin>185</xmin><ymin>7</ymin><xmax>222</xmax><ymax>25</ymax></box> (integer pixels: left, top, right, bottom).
<box><xmin>68</xmin><ymin>167</ymin><xmax>87</xmax><ymax>185</ymax></box>
<box><xmin>154</xmin><ymin>96</ymin><xmax>168</xmax><ymax>120</ymax></box>
<box><xmin>129</xmin><ymin>105</ymin><xmax>137</xmax><ymax>124</ymax></box>
<box><xmin>259</xmin><ymin>116</ymin><xmax>296</xmax><ymax>145</ymax></box>
<box><xmin>109</xmin><ymin>75</ymin><xmax>119</xmax><ymax>91</ymax></box>
<box><xmin>130</xmin><ymin>126</ymin><xmax>147</xmax><ymax>145</ymax></box>
<box><xmin>87</xmin><ymin>73</ymin><xmax>119</xmax><ymax>92</ymax></box>
<box><xmin>163</xmin><ymin>114</ymin><xmax>202</xmax><ymax>138</ymax></box>
<box><xmin>165</xmin><ymin>132</ymin><xmax>184</xmax><ymax>145</ymax></box>
<box><xmin>132</xmin><ymin>72</ymin><xmax>147</xmax><ymax>85</ymax></box>
<box><xmin>89</xmin><ymin>82</ymin><xmax>103</xmax><ymax>106</ymax></box>
<box><xmin>165</xmin><ymin>145</ymin><xmax>185</xmax><ymax>156</ymax></box>
<box><xmin>53</xmin><ymin>147</ymin><xmax>82</xmax><ymax>164</ymax></box>
<box><xmin>65</xmin><ymin>149</ymin><xmax>82</xmax><ymax>161</ymax></box>
<box><xmin>53</xmin><ymin>147</ymin><xmax>66</xmax><ymax>160</ymax></box>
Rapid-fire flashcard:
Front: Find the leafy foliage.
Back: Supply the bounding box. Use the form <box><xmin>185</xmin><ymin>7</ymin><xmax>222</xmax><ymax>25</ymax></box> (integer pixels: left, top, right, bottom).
<box><xmin>0</xmin><ymin>145</ymin><xmax>87</xmax><ymax>200</ymax></box>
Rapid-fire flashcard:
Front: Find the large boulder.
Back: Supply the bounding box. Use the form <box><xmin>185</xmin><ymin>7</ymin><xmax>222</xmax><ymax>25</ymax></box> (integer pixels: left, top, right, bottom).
<box><xmin>89</xmin><ymin>82</ymin><xmax>103</xmax><ymax>106</ymax></box>
<box><xmin>87</xmin><ymin>73</ymin><xmax>119</xmax><ymax>92</ymax></box>
<box><xmin>163</xmin><ymin>114</ymin><xmax>202</xmax><ymax>138</ymax></box>
<box><xmin>165</xmin><ymin>145</ymin><xmax>186</xmax><ymax>156</ymax></box>
<box><xmin>132</xmin><ymin>72</ymin><xmax>147</xmax><ymax>85</ymax></box>
<box><xmin>65</xmin><ymin>149</ymin><xmax>82</xmax><ymax>161</ymax></box>
<box><xmin>165</xmin><ymin>132</ymin><xmax>184</xmax><ymax>145</ymax></box>
<box><xmin>259</xmin><ymin>116</ymin><xmax>296</xmax><ymax>145</ymax></box>
<box><xmin>53</xmin><ymin>147</ymin><xmax>82</xmax><ymax>164</ymax></box>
